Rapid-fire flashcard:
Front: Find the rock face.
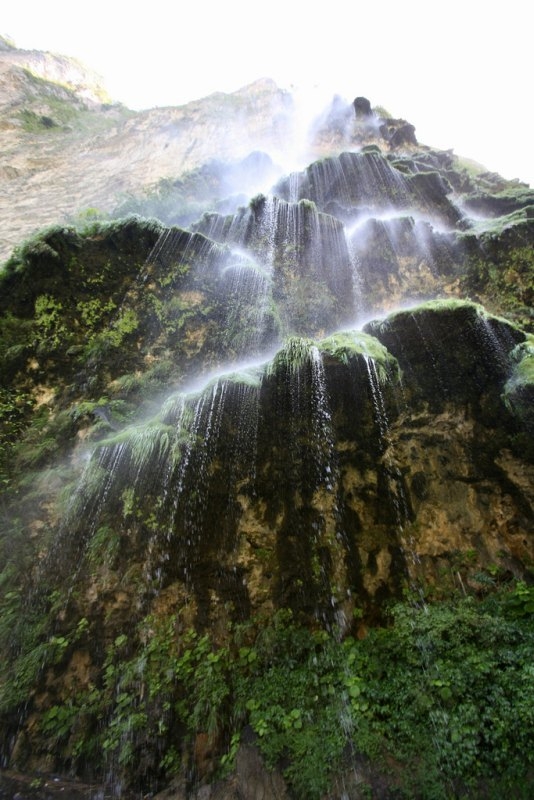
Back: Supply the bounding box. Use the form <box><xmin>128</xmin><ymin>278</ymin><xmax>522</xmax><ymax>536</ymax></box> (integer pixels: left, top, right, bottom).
<box><xmin>353</xmin><ymin>96</ymin><xmax>373</xmax><ymax>118</ymax></box>
<box><xmin>4</xmin><ymin>38</ymin><xmax>526</xmax><ymax>267</ymax></box>
<box><xmin>0</xmin><ymin>38</ymin><xmax>295</xmax><ymax>262</ymax></box>
<box><xmin>1</xmin><ymin>40</ymin><xmax>534</xmax><ymax>800</ymax></box>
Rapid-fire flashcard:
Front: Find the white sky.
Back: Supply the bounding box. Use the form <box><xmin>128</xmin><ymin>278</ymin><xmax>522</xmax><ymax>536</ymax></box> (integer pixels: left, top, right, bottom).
<box><xmin>3</xmin><ymin>0</ymin><xmax>533</xmax><ymax>187</ymax></box>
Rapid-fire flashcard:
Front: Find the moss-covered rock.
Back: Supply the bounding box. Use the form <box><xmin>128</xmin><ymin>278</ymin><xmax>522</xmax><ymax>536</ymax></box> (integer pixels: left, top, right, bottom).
<box><xmin>503</xmin><ymin>337</ymin><xmax>534</xmax><ymax>433</ymax></box>
<box><xmin>364</xmin><ymin>299</ymin><xmax>525</xmax><ymax>413</ymax></box>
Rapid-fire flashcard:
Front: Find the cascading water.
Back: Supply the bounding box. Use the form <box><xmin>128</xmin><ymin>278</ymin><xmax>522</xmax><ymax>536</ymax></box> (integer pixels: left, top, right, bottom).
<box><xmin>3</xmin><ymin>88</ymin><xmax>534</xmax><ymax>798</ymax></box>
<box><xmin>53</xmin><ymin>325</ymin><xmax>405</xmax><ymax>634</ymax></box>
<box><xmin>274</xmin><ymin>150</ymin><xmax>410</xmax><ymax>213</ymax></box>
<box><xmin>364</xmin><ymin>349</ymin><xmax>422</xmax><ymax>594</ymax></box>
<box><xmin>193</xmin><ymin>193</ymin><xmax>359</xmax><ymax>334</ymax></box>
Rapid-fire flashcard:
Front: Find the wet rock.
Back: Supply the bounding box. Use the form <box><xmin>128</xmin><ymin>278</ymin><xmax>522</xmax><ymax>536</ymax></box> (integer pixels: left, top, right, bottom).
<box><xmin>233</xmin><ymin>744</ymin><xmax>288</xmax><ymax>799</ymax></box>
<box><xmin>0</xmin><ymin>771</ymin><xmax>102</xmax><ymax>800</ymax></box>
<box><xmin>379</xmin><ymin>118</ymin><xmax>418</xmax><ymax>148</ymax></box>
<box><xmin>353</xmin><ymin>96</ymin><xmax>373</xmax><ymax>118</ymax></box>
<box><xmin>462</xmin><ymin>187</ymin><xmax>534</xmax><ymax>218</ymax></box>
<box><xmin>2</xmin><ymin>45</ymin><xmax>534</xmax><ymax>798</ymax></box>
<box><xmin>389</xmin><ymin>121</ymin><xmax>417</xmax><ymax>147</ymax></box>
<box><xmin>364</xmin><ymin>299</ymin><xmax>525</xmax><ymax>410</ymax></box>
<box><xmin>152</xmin><ymin>744</ymin><xmax>288</xmax><ymax>800</ymax></box>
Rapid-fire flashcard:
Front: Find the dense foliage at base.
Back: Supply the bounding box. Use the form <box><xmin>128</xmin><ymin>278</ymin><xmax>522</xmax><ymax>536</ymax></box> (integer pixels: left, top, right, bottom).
<box><xmin>5</xmin><ymin>584</ymin><xmax>532</xmax><ymax>799</ymax></box>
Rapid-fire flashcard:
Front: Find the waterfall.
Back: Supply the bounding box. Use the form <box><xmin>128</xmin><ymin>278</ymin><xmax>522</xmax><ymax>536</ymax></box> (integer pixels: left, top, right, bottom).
<box><xmin>193</xmin><ymin>194</ymin><xmax>358</xmax><ymax>335</ymax></box>
<box><xmin>2</xmin><ymin>87</ymin><xmax>534</xmax><ymax>798</ymax></box>
<box><xmin>274</xmin><ymin>150</ymin><xmax>411</xmax><ymax>213</ymax></box>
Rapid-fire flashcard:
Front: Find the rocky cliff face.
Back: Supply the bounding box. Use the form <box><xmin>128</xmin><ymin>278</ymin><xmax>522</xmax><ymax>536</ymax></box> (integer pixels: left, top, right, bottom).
<box><xmin>1</xmin><ymin>40</ymin><xmax>534</xmax><ymax>800</ymax></box>
<box><xmin>0</xmin><ymin>38</ymin><xmax>298</xmax><ymax>262</ymax></box>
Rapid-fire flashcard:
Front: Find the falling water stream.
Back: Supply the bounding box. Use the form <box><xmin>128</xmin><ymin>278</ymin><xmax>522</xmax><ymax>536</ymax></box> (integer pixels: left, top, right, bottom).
<box><xmin>6</xmin><ymin>89</ymin><xmax>534</xmax><ymax>798</ymax></box>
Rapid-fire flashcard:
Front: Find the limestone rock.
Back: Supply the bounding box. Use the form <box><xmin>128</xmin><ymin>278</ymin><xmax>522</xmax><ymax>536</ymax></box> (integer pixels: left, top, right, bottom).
<box><xmin>0</xmin><ymin>39</ymin><xmax>295</xmax><ymax>262</ymax></box>
<box><xmin>353</xmin><ymin>95</ymin><xmax>373</xmax><ymax>118</ymax></box>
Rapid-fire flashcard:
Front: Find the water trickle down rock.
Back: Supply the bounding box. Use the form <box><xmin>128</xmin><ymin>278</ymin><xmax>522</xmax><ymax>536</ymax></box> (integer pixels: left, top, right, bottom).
<box><xmin>1</xmin><ymin>81</ymin><xmax>534</xmax><ymax>794</ymax></box>
<box><xmin>193</xmin><ymin>194</ymin><xmax>357</xmax><ymax>335</ymax></box>
<box><xmin>363</xmin><ymin>300</ymin><xmax>534</xmax><ymax>586</ymax></box>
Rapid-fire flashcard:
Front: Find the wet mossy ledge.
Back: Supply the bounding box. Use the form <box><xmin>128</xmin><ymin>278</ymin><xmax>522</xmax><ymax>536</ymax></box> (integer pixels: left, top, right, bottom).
<box><xmin>2</xmin><ymin>298</ymin><xmax>533</xmax><ymax>766</ymax></box>
<box><xmin>364</xmin><ymin>299</ymin><xmax>526</xmax><ymax>412</ymax></box>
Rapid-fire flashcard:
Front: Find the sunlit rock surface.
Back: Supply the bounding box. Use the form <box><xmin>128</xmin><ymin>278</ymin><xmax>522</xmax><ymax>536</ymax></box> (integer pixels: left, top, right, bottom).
<box><xmin>0</xmin><ymin>37</ymin><xmax>294</xmax><ymax>261</ymax></box>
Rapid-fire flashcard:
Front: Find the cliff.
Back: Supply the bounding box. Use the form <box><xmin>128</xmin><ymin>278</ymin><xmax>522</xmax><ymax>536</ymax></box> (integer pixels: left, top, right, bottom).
<box><xmin>1</xmin><ymin>41</ymin><xmax>534</xmax><ymax>800</ymax></box>
<box><xmin>0</xmin><ymin>37</ymin><xmax>297</xmax><ymax>263</ymax></box>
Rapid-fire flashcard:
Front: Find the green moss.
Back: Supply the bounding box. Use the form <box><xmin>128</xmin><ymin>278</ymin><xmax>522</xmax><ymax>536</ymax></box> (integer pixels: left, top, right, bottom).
<box><xmin>363</xmin><ymin>299</ymin><xmax>526</xmax><ymax>420</ymax></box>
<box><xmin>505</xmin><ymin>338</ymin><xmax>534</xmax><ymax>390</ymax></box>
<box><xmin>95</xmin><ymin>419</ymin><xmax>175</xmax><ymax>452</ymax></box>
<box><xmin>297</xmin><ymin>198</ymin><xmax>318</xmax><ymax>211</ymax></box>
<box><xmin>266</xmin><ymin>336</ymin><xmax>315</xmax><ymax>375</ymax></box>
<box><xmin>112</xmin><ymin>359</ymin><xmax>178</xmax><ymax>400</ymax></box>
<box><xmin>249</xmin><ymin>193</ymin><xmax>267</xmax><ymax>212</ymax></box>
<box><xmin>205</xmin><ymin>365</ymin><xmax>263</xmax><ymax>391</ymax></box>
<box><xmin>16</xmin><ymin>66</ymin><xmax>131</xmax><ymax>134</ymax></box>
<box><xmin>503</xmin><ymin>338</ymin><xmax>534</xmax><ymax>429</ymax></box>
<box><xmin>2</xmin><ymin>99</ymin><xmax>534</xmax><ymax>796</ymax></box>
<box><xmin>67</xmin><ymin>207</ymin><xmax>111</xmax><ymax>234</ymax></box>
<box><xmin>0</xmin><ymin>386</ymin><xmax>34</xmax><ymax>482</ymax></box>
<box><xmin>372</xmin><ymin>106</ymin><xmax>392</xmax><ymax>118</ymax></box>
<box><xmin>319</xmin><ymin>330</ymin><xmax>398</xmax><ymax>376</ymax></box>
<box><xmin>375</xmin><ymin>298</ymin><xmax>486</xmax><ymax>328</ymax></box>
<box><xmin>466</xmin><ymin>207</ymin><xmax>534</xmax><ymax>237</ymax></box>
<box><xmin>18</xmin><ymin>109</ymin><xmax>59</xmax><ymax>132</ymax></box>
<box><xmin>452</xmin><ymin>154</ymin><xmax>494</xmax><ymax>181</ymax></box>
<box><xmin>263</xmin><ymin>330</ymin><xmax>400</xmax><ymax>389</ymax></box>
<box><xmin>461</xmin><ymin>238</ymin><xmax>534</xmax><ymax>331</ymax></box>
<box><xmin>0</xmin><ymin>590</ymin><xmax>88</xmax><ymax>714</ymax></box>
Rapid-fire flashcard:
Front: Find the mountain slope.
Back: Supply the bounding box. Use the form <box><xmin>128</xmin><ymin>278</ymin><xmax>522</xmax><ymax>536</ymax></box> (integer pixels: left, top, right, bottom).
<box><xmin>0</xmin><ymin>38</ymin><xmax>297</xmax><ymax>261</ymax></box>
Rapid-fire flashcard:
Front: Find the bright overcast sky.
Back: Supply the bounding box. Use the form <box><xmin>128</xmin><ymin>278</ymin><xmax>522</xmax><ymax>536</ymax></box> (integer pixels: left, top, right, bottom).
<box><xmin>3</xmin><ymin>0</ymin><xmax>533</xmax><ymax>187</ymax></box>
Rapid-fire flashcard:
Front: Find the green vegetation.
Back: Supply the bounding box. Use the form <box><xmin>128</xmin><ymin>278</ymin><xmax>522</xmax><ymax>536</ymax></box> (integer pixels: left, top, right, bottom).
<box><xmin>2</xmin><ymin>587</ymin><xmax>533</xmax><ymax>798</ymax></box>
<box><xmin>319</xmin><ymin>329</ymin><xmax>400</xmax><ymax>382</ymax></box>
<box><xmin>503</xmin><ymin>337</ymin><xmax>534</xmax><ymax>432</ymax></box>
<box><xmin>112</xmin><ymin>151</ymin><xmax>268</xmax><ymax>227</ymax></box>
<box><xmin>204</xmin><ymin>365</ymin><xmax>263</xmax><ymax>391</ymax></box>
<box><xmin>66</xmin><ymin>207</ymin><xmax>111</xmax><ymax>234</ymax></box>
<box><xmin>18</xmin><ymin>93</ymin><xmax>86</xmax><ymax>131</ymax></box>
<box><xmin>18</xmin><ymin>97</ymin><xmax>126</xmax><ymax>137</ymax></box>
<box><xmin>0</xmin><ymin>217</ymin><xmax>273</xmax><ymax>496</ymax></box>
<box><xmin>463</xmin><ymin>240</ymin><xmax>534</xmax><ymax>331</ymax></box>
<box><xmin>2</xmin><ymin>93</ymin><xmax>534</xmax><ymax>800</ymax></box>
<box><xmin>0</xmin><ymin>385</ymin><xmax>34</xmax><ymax>484</ymax></box>
<box><xmin>372</xmin><ymin>105</ymin><xmax>393</xmax><ymax>118</ymax></box>
<box><xmin>451</xmin><ymin>155</ymin><xmax>496</xmax><ymax>185</ymax></box>
<box><xmin>505</xmin><ymin>337</ymin><xmax>534</xmax><ymax>393</ymax></box>
<box><xmin>19</xmin><ymin>110</ymin><xmax>59</xmax><ymax>132</ymax></box>
<box><xmin>367</xmin><ymin>298</ymin><xmax>521</xmax><ymax>340</ymax></box>
<box><xmin>0</xmin><ymin>586</ymin><xmax>88</xmax><ymax>713</ymax></box>
<box><xmin>20</xmin><ymin>65</ymin><xmax>110</xmax><ymax>106</ymax></box>
<box><xmin>266</xmin><ymin>336</ymin><xmax>315</xmax><ymax>375</ymax></box>
<box><xmin>114</xmin><ymin>176</ymin><xmax>209</xmax><ymax>226</ymax></box>
<box><xmin>15</xmin><ymin>66</ymin><xmax>130</xmax><ymax>136</ymax></box>
<box><xmin>464</xmin><ymin>208</ymin><xmax>534</xmax><ymax>238</ymax></box>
